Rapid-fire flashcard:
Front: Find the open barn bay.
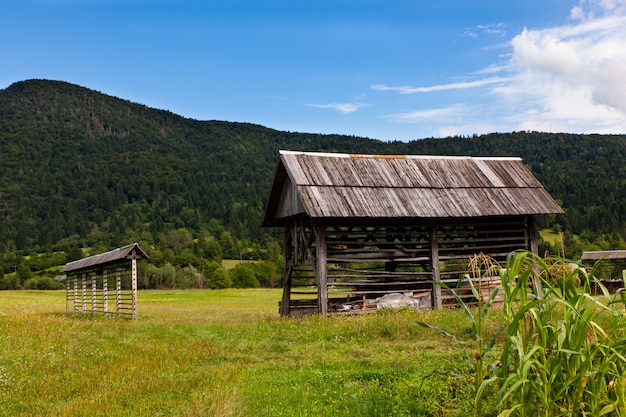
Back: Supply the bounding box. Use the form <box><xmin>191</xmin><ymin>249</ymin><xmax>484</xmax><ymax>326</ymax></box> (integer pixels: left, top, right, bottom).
<box><xmin>0</xmin><ymin>290</ymin><xmax>484</xmax><ymax>416</ymax></box>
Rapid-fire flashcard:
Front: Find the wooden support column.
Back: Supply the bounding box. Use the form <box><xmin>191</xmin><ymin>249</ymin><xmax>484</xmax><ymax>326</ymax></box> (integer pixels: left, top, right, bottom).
<box><xmin>81</xmin><ymin>273</ymin><xmax>87</xmax><ymax>313</ymax></box>
<box><xmin>116</xmin><ymin>268</ymin><xmax>121</xmax><ymax>316</ymax></box>
<box><xmin>91</xmin><ymin>272</ymin><xmax>97</xmax><ymax>313</ymax></box>
<box><xmin>280</xmin><ymin>224</ymin><xmax>294</xmax><ymax>316</ymax></box>
<box><xmin>315</xmin><ymin>223</ymin><xmax>328</xmax><ymax>315</ymax></box>
<box><xmin>528</xmin><ymin>215</ymin><xmax>539</xmax><ymax>255</ymax></box>
<box><xmin>131</xmin><ymin>257</ymin><xmax>138</xmax><ymax>320</ymax></box>
<box><xmin>528</xmin><ymin>215</ymin><xmax>543</xmax><ymax>297</ymax></box>
<box><xmin>73</xmin><ymin>277</ymin><xmax>78</xmax><ymax>312</ymax></box>
<box><xmin>430</xmin><ymin>221</ymin><xmax>442</xmax><ymax>308</ymax></box>
<box><xmin>280</xmin><ymin>268</ymin><xmax>292</xmax><ymax>317</ymax></box>
<box><xmin>65</xmin><ymin>275</ymin><xmax>70</xmax><ymax>314</ymax></box>
<box><xmin>103</xmin><ymin>269</ymin><xmax>108</xmax><ymax>315</ymax></box>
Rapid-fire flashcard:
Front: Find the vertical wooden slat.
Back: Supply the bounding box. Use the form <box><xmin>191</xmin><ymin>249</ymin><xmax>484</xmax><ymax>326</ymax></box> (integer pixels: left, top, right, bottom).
<box><xmin>528</xmin><ymin>215</ymin><xmax>539</xmax><ymax>255</ymax></box>
<box><xmin>280</xmin><ymin>223</ymin><xmax>293</xmax><ymax>316</ymax></box>
<box><xmin>528</xmin><ymin>215</ymin><xmax>543</xmax><ymax>297</ymax></box>
<box><xmin>116</xmin><ymin>268</ymin><xmax>121</xmax><ymax>316</ymax></box>
<box><xmin>65</xmin><ymin>275</ymin><xmax>70</xmax><ymax>314</ymax></box>
<box><xmin>73</xmin><ymin>277</ymin><xmax>78</xmax><ymax>312</ymax></box>
<box><xmin>316</xmin><ymin>223</ymin><xmax>328</xmax><ymax>314</ymax></box>
<box><xmin>131</xmin><ymin>257</ymin><xmax>138</xmax><ymax>320</ymax></box>
<box><xmin>430</xmin><ymin>221</ymin><xmax>442</xmax><ymax>308</ymax></box>
<box><xmin>281</xmin><ymin>266</ymin><xmax>293</xmax><ymax>317</ymax></box>
<box><xmin>103</xmin><ymin>269</ymin><xmax>108</xmax><ymax>315</ymax></box>
<box><xmin>81</xmin><ymin>273</ymin><xmax>86</xmax><ymax>313</ymax></box>
<box><xmin>91</xmin><ymin>272</ymin><xmax>97</xmax><ymax>313</ymax></box>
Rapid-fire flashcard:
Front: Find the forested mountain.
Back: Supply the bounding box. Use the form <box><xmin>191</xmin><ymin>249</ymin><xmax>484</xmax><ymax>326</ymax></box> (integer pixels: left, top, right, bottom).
<box><xmin>1</xmin><ymin>79</ymin><xmax>625</xmax><ymax>283</ymax></box>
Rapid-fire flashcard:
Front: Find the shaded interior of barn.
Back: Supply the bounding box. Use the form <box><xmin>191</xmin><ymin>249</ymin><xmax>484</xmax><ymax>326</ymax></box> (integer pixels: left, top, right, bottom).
<box><xmin>280</xmin><ymin>216</ymin><xmax>535</xmax><ymax>315</ymax></box>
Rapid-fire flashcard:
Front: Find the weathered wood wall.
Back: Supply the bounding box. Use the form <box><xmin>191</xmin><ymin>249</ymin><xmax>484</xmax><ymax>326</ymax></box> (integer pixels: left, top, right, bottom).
<box><xmin>280</xmin><ymin>215</ymin><xmax>534</xmax><ymax>316</ymax></box>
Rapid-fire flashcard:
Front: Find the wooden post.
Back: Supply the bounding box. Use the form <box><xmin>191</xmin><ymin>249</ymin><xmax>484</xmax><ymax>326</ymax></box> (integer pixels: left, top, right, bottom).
<box><xmin>65</xmin><ymin>275</ymin><xmax>70</xmax><ymax>314</ymax></box>
<box><xmin>116</xmin><ymin>268</ymin><xmax>121</xmax><ymax>316</ymax></box>
<box><xmin>81</xmin><ymin>273</ymin><xmax>86</xmax><ymax>313</ymax></box>
<box><xmin>280</xmin><ymin>223</ymin><xmax>294</xmax><ymax>316</ymax></box>
<box><xmin>528</xmin><ymin>215</ymin><xmax>543</xmax><ymax>297</ymax></box>
<box><xmin>103</xmin><ymin>269</ymin><xmax>108</xmax><ymax>315</ymax></box>
<box><xmin>131</xmin><ymin>257</ymin><xmax>138</xmax><ymax>320</ymax></box>
<box><xmin>528</xmin><ymin>215</ymin><xmax>539</xmax><ymax>255</ymax></box>
<box><xmin>280</xmin><ymin>268</ymin><xmax>292</xmax><ymax>317</ymax></box>
<box><xmin>315</xmin><ymin>223</ymin><xmax>328</xmax><ymax>315</ymax></box>
<box><xmin>73</xmin><ymin>277</ymin><xmax>78</xmax><ymax>312</ymax></box>
<box><xmin>430</xmin><ymin>221</ymin><xmax>442</xmax><ymax>308</ymax></box>
<box><xmin>91</xmin><ymin>272</ymin><xmax>97</xmax><ymax>313</ymax></box>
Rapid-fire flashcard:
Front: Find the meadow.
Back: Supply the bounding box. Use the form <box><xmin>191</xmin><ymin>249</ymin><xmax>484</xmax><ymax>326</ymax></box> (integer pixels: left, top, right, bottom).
<box><xmin>3</xmin><ymin>251</ymin><xmax>626</xmax><ymax>416</ymax></box>
<box><xmin>0</xmin><ymin>289</ymin><xmax>482</xmax><ymax>417</ymax></box>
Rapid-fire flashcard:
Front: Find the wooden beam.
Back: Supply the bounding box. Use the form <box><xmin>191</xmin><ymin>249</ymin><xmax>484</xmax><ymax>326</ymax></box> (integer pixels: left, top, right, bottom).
<box><xmin>281</xmin><ymin>225</ymin><xmax>294</xmax><ymax>316</ymax></box>
<box><xmin>315</xmin><ymin>223</ymin><xmax>328</xmax><ymax>314</ymax></box>
<box><xmin>73</xmin><ymin>276</ymin><xmax>78</xmax><ymax>312</ymax></box>
<box><xmin>103</xmin><ymin>269</ymin><xmax>108</xmax><ymax>315</ymax></box>
<box><xmin>91</xmin><ymin>272</ymin><xmax>97</xmax><ymax>313</ymax></box>
<box><xmin>430</xmin><ymin>221</ymin><xmax>442</xmax><ymax>308</ymax></box>
<box><xmin>81</xmin><ymin>273</ymin><xmax>87</xmax><ymax>313</ymax></box>
<box><xmin>132</xmin><ymin>257</ymin><xmax>138</xmax><ymax>320</ymax></box>
<box><xmin>65</xmin><ymin>275</ymin><xmax>70</xmax><ymax>314</ymax></box>
<box><xmin>116</xmin><ymin>268</ymin><xmax>121</xmax><ymax>316</ymax></box>
<box><xmin>280</xmin><ymin>267</ymin><xmax>292</xmax><ymax>317</ymax></box>
<box><xmin>528</xmin><ymin>215</ymin><xmax>539</xmax><ymax>255</ymax></box>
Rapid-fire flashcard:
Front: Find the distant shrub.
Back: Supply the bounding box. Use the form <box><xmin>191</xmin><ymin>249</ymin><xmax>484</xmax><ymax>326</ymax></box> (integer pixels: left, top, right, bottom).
<box><xmin>207</xmin><ymin>266</ymin><xmax>232</xmax><ymax>289</ymax></box>
<box><xmin>230</xmin><ymin>263</ymin><xmax>259</xmax><ymax>288</ymax></box>
<box><xmin>23</xmin><ymin>277</ymin><xmax>64</xmax><ymax>290</ymax></box>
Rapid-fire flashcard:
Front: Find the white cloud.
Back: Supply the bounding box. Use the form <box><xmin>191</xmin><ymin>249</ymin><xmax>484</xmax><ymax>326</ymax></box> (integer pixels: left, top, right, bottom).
<box><xmin>371</xmin><ymin>77</ymin><xmax>509</xmax><ymax>94</ymax></box>
<box><xmin>464</xmin><ymin>23</ymin><xmax>507</xmax><ymax>38</ymax></box>
<box><xmin>501</xmin><ymin>2</ymin><xmax>626</xmax><ymax>132</ymax></box>
<box><xmin>307</xmin><ymin>102</ymin><xmax>369</xmax><ymax>114</ymax></box>
<box><xmin>385</xmin><ymin>104</ymin><xmax>471</xmax><ymax>123</ymax></box>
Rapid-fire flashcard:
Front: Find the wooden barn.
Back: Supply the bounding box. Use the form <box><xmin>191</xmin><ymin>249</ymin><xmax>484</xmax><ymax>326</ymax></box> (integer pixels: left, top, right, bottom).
<box><xmin>262</xmin><ymin>151</ymin><xmax>563</xmax><ymax>316</ymax></box>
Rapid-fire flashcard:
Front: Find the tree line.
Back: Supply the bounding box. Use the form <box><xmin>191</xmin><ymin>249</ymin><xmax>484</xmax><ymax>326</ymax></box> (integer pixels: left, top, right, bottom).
<box><xmin>0</xmin><ymin>79</ymin><xmax>624</xmax><ymax>288</ymax></box>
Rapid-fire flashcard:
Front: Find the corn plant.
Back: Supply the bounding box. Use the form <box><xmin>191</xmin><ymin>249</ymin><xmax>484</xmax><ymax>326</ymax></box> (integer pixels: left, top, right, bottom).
<box><xmin>493</xmin><ymin>250</ymin><xmax>626</xmax><ymax>416</ymax></box>
<box><xmin>417</xmin><ymin>251</ymin><xmax>626</xmax><ymax>417</ymax></box>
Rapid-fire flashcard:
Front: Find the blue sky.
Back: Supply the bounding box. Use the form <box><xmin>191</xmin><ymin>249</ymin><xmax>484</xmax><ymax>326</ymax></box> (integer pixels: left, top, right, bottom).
<box><xmin>1</xmin><ymin>0</ymin><xmax>625</xmax><ymax>141</ymax></box>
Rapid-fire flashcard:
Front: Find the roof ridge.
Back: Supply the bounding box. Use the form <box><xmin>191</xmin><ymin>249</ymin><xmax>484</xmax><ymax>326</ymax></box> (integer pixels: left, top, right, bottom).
<box><xmin>279</xmin><ymin>150</ymin><xmax>521</xmax><ymax>161</ymax></box>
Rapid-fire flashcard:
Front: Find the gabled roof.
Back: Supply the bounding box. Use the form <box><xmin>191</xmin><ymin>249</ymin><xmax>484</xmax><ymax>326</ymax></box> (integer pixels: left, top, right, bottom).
<box><xmin>60</xmin><ymin>243</ymin><xmax>148</xmax><ymax>273</ymax></box>
<box><xmin>581</xmin><ymin>250</ymin><xmax>626</xmax><ymax>260</ymax></box>
<box><xmin>262</xmin><ymin>151</ymin><xmax>564</xmax><ymax>226</ymax></box>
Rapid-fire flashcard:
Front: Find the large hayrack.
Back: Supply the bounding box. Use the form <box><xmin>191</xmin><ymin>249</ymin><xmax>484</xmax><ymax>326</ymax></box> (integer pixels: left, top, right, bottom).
<box><xmin>262</xmin><ymin>151</ymin><xmax>563</xmax><ymax>316</ymax></box>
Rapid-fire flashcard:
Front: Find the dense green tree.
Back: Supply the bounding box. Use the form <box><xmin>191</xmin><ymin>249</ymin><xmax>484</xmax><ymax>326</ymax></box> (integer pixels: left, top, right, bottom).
<box><xmin>16</xmin><ymin>264</ymin><xmax>32</xmax><ymax>287</ymax></box>
<box><xmin>207</xmin><ymin>264</ymin><xmax>231</xmax><ymax>289</ymax></box>
<box><xmin>229</xmin><ymin>263</ymin><xmax>259</xmax><ymax>288</ymax></box>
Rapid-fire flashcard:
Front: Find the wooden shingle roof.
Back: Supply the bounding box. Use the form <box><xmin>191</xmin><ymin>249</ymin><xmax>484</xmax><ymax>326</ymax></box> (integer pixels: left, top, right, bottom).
<box><xmin>60</xmin><ymin>243</ymin><xmax>148</xmax><ymax>273</ymax></box>
<box><xmin>581</xmin><ymin>250</ymin><xmax>626</xmax><ymax>260</ymax></box>
<box><xmin>262</xmin><ymin>151</ymin><xmax>563</xmax><ymax>226</ymax></box>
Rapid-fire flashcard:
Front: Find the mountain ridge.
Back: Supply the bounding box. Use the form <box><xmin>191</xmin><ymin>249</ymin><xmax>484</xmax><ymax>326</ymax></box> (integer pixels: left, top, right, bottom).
<box><xmin>1</xmin><ymin>79</ymin><xmax>625</xmax><ymax>260</ymax></box>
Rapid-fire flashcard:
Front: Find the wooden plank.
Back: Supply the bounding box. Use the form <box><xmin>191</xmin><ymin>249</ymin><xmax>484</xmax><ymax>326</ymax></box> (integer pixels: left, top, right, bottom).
<box><xmin>316</xmin><ymin>224</ymin><xmax>328</xmax><ymax>314</ymax></box>
<box><xmin>430</xmin><ymin>221</ymin><xmax>441</xmax><ymax>308</ymax></box>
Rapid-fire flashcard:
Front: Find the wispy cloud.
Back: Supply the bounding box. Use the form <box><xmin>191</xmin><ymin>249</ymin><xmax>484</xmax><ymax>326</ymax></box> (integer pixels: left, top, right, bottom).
<box><xmin>385</xmin><ymin>104</ymin><xmax>471</xmax><ymax>123</ymax></box>
<box><xmin>464</xmin><ymin>23</ymin><xmax>507</xmax><ymax>38</ymax></box>
<box><xmin>371</xmin><ymin>77</ymin><xmax>509</xmax><ymax>94</ymax></box>
<box><xmin>307</xmin><ymin>102</ymin><xmax>369</xmax><ymax>114</ymax></box>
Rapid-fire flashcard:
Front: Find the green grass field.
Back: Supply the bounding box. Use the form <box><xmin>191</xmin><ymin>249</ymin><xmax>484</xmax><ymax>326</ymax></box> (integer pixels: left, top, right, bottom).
<box><xmin>0</xmin><ymin>289</ymin><xmax>484</xmax><ymax>417</ymax></box>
